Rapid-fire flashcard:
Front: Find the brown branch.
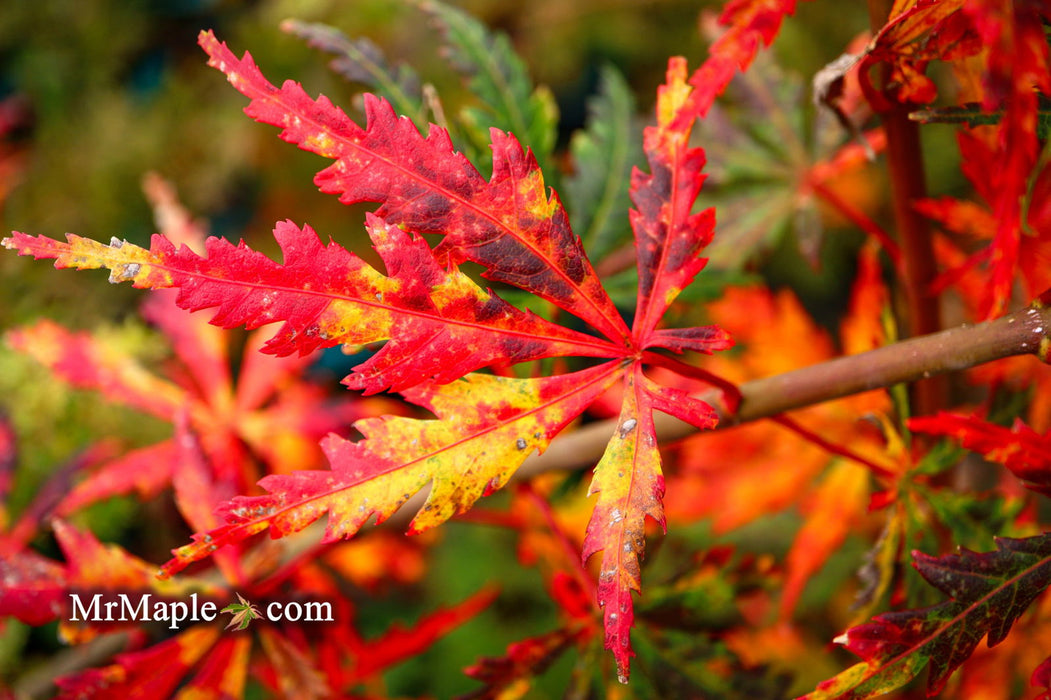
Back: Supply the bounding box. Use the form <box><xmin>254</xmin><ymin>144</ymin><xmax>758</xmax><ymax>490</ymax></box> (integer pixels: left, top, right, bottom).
<box><xmin>521</xmin><ymin>302</ymin><xmax>1051</xmax><ymax>477</ymax></box>
<box><xmin>15</xmin><ymin>633</ymin><xmax>130</xmax><ymax>699</ymax></box>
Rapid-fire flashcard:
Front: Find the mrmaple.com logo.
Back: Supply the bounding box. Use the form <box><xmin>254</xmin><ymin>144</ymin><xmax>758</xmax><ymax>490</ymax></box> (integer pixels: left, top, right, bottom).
<box><xmin>67</xmin><ymin>591</ymin><xmax>333</xmax><ymax>630</ymax></box>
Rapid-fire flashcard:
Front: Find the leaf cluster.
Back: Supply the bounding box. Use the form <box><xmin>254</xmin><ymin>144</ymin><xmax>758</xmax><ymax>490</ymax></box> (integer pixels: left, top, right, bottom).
<box><xmin>2</xmin><ymin>0</ymin><xmax>1051</xmax><ymax>698</ymax></box>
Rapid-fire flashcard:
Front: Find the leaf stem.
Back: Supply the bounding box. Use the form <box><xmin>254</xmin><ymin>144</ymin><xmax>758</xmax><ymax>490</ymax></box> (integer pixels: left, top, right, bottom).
<box><xmin>809</xmin><ymin>178</ymin><xmax>901</xmax><ymax>269</ymax></box>
<box><xmin>769</xmin><ymin>414</ymin><xmax>897</xmax><ymax>479</ymax></box>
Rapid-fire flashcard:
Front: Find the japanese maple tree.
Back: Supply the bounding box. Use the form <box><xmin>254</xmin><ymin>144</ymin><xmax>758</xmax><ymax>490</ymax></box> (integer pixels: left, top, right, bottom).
<box><xmin>3</xmin><ymin>0</ymin><xmax>1051</xmax><ymax>697</ymax></box>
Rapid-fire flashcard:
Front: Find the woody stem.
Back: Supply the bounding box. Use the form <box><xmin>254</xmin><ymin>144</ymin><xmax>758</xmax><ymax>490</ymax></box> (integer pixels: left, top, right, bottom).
<box><xmin>523</xmin><ymin>302</ymin><xmax>1051</xmax><ymax>477</ymax></box>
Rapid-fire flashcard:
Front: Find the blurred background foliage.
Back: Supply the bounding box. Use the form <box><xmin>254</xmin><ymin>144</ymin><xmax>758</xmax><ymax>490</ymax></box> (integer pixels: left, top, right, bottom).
<box><xmin>0</xmin><ymin>0</ymin><xmax>965</xmax><ymax>696</ymax></box>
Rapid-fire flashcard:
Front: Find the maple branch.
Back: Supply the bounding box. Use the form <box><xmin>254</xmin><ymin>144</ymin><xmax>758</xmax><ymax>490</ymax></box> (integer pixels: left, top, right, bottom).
<box><xmin>522</xmin><ymin>302</ymin><xmax>1051</xmax><ymax>476</ymax></box>
<box><xmin>13</xmin><ymin>633</ymin><xmax>130</xmax><ymax>698</ymax></box>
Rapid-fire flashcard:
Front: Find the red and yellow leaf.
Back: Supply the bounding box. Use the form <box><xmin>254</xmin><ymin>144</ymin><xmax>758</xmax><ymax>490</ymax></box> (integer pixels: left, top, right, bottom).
<box><xmin>631</xmin><ymin>57</ymin><xmax>717</xmax><ymax>343</ymax></box>
<box><xmin>172</xmin><ymin>636</ymin><xmax>251</xmax><ymax>700</ymax></box>
<box><xmin>55</xmin><ymin>625</ymin><xmax>222</xmax><ymax>700</ymax></box>
<box><xmin>581</xmin><ymin>364</ymin><xmax>717</xmax><ymax>682</ymax></box>
<box><xmin>4</xmin><ymin>217</ymin><xmax>617</xmax><ymax>394</ymax></box>
<box><xmin>6</xmin><ymin>319</ymin><xmax>188</xmax><ymax>421</ymax></box>
<box><xmin>0</xmin><ymin>520</ymin><xmax>204</xmax><ymax>636</ymax></box>
<box><xmin>858</xmin><ymin>0</ymin><xmax>976</xmax><ymax>108</ymax></box>
<box><xmin>967</xmin><ymin>0</ymin><xmax>1050</xmax><ymax>315</ymax></box>
<box><xmin>922</xmin><ymin>121</ymin><xmax>1051</xmax><ymax>318</ymax></box>
<box><xmin>161</xmin><ymin>363</ymin><xmax>625</xmax><ymax>577</ymax></box>
<box><xmin>197</xmin><ymin>30</ymin><xmax>630</xmax><ymax>346</ymax></box>
<box><xmin>256</xmin><ymin>626</ymin><xmax>329</xmax><ymax>700</ymax></box>
<box><xmin>684</xmin><ymin>0</ymin><xmax>803</xmax><ymax>119</ymax></box>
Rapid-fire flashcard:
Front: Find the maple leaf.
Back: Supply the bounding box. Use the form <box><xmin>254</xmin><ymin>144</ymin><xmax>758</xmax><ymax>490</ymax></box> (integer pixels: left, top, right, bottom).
<box><xmin>196</xmin><ymin>30</ymin><xmax>628</xmax><ymax>345</ymax></box>
<box><xmin>1</xmin><ymin>416</ymin><xmax>493</xmax><ymax>698</ymax></box>
<box><xmin>905</xmin><ymin>1</ymin><xmax>1051</xmax><ymax>317</ymax></box>
<box><xmin>221</xmin><ymin>592</ymin><xmax>261</xmax><ymax>631</ymax></box>
<box><xmin>4</xmin><ymin>34</ymin><xmax>732</xmax><ymax>684</ymax></box>
<box><xmin>683</xmin><ymin>0</ymin><xmax>804</xmax><ymax>121</ymax></box>
<box><xmin>4</xmin><ymin>218</ymin><xmax>618</xmax><ymax>395</ymax></box>
<box><xmin>160</xmin><ymin>363</ymin><xmax>626</xmax><ymax>574</ymax></box>
<box><xmin>4</xmin><ymin>176</ymin><xmax>370</xmax><ymax>507</ymax></box>
<box><xmin>804</xmin><ymin>534</ymin><xmax>1051</xmax><ymax>699</ymax></box>
<box><xmin>920</xmin><ymin>131</ymin><xmax>1051</xmax><ymax>318</ymax></box>
<box><xmin>965</xmin><ymin>0</ymin><xmax>1051</xmax><ymax>316</ymax></box>
<box><xmin>0</xmin><ymin>518</ymin><xmax>207</xmax><ymax>636</ymax></box>
<box><xmin>856</xmin><ymin>0</ymin><xmax>978</xmax><ymax>109</ymax></box>
<box><xmin>54</xmin><ymin>625</ymin><xmax>226</xmax><ymax>700</ymax></box>
<box><xmin>694</xmin><ymin>47</ymin><xmax>889</xmax><ymax>271</ymax></box>
<box><xmin>665</xmin><ymin>243</ymin><xmax>896</xmax><ymax>626</ymax></box>
<box><xmin>909</xmin><ymin>413</ymin><xmax>1051</xmax><ymax>495</ymax></box>
<box><xmin>4</xmin><ymin>282</ymin><xmax>356</xmax><ymax>506</ymax></box>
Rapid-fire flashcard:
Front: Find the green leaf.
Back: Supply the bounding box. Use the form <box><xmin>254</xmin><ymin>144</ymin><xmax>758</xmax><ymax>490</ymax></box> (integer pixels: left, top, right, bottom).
<box><xmin>909</xmin><ymin>94</ymin><xmax>1051</xmax><ymax>139</ymax></box>
<box><xmin>280</xmin><ymin>19</ymin><xmax>428</xmax><ymax>130</ymax></box>
<box><xmin>566</xmin><ymin>65</ymin><xmax>644</xmax><ymax>263</ymax></box>
<box><xmin>221</xmin><ymin>592</ymin><xmax>261</xmax><ymax>631</ymax></box>
<box><xmin>416</xmin><ymin>0</ymin><xmax>559</xmax><ymax>171</ymax></box>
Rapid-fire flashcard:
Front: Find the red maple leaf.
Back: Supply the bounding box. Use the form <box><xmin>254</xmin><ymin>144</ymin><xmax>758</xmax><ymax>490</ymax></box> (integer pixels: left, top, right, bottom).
<box><xmin>5</xmin><ymin>177</ymin><xmax>384</xmax><ymax>507</ymax></box>
<box><xmin>804</xmin><ymin>534</ymin><xmax>1051</xmax><ymax>699</ymax></box>
<box><xmin>3</xmin><ymin>35</ymin><xmax>736</xmax><ymax>681</ymax></box>
<box><xmin>684</xmin><ymin>0</ymin><xmax>805</xmax><ymax>120</ymax></box>
<box><xmin>0</xmin><ymin>416</ymin><xmax>493</xmax><ymax>698</ymax></box>
<box><xmin>909</xmin><ymin>412</ymin><xmax>1051</xmax><ymax>495</ymax></box>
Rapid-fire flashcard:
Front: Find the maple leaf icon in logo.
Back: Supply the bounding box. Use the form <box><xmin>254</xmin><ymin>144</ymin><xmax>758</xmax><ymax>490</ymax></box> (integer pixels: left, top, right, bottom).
<box><xmin>221</xmin><ymin>593</ymin><xmax>261</xmax><ymax>631</ymax></box>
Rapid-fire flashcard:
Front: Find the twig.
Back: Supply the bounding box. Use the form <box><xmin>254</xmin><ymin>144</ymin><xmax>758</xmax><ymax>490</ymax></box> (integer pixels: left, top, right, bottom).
<box><xmin>521</xmin><ymin>301</ymin><xmax>1051</xmax><ymax>476</ymax></box>
<box><xmin>14</xmin><ymin>633</ymin><xmax>130</xmax><ymax>699</ymax></box>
